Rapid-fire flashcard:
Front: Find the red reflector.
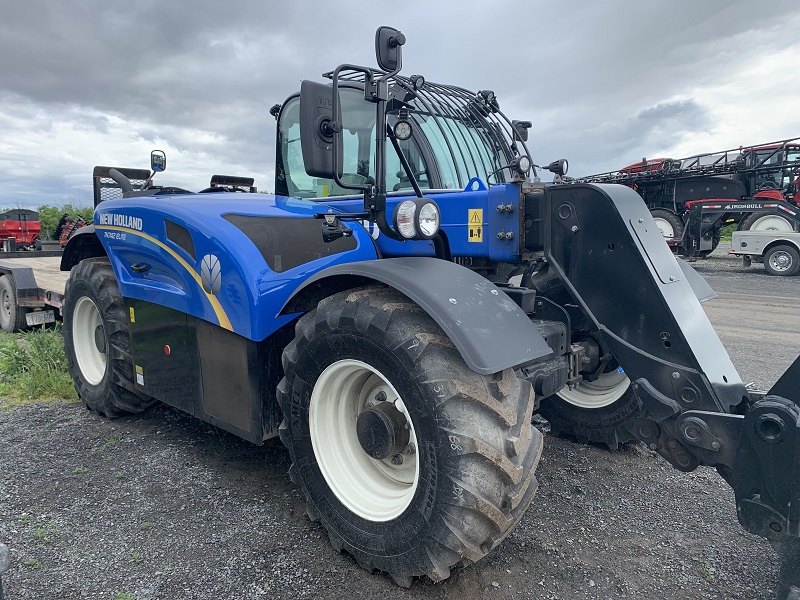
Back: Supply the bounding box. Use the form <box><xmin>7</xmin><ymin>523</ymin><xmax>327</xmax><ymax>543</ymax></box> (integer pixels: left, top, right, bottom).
<box><xmin>164</xmin><ymin>345</ymin><xmax>171</xmax><ymax>356</ymax></box>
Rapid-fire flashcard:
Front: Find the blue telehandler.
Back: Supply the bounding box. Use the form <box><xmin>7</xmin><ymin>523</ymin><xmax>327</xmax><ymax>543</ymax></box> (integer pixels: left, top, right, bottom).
<box><xmin>60</xmin><ymin>27</ymin><xmax>800</xmax><ymax>596</ymax></box>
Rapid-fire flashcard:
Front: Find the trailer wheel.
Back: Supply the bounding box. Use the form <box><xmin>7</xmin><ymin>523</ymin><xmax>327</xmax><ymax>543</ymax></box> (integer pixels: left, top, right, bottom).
<box><xmin>764</xmin><ymin>245</ymin><xmax>800</xmax><ymax>276</ymax></box>
<box><xmin>63</xmin><ymin>258</ymin><xmax>154</xmax><ymax>418</ymax></box>
<box><xmin>0</xmin><ymin>276</ymin><xmax>28</xmax><ymax>333</ymax></box>
<box><xmin>538</xmin><ymin>369</ymin><xmax>640</xmax><ymax>449</ymax></box>
<box><xmin>650</xmin><ymin>209</ymin><xmax>684</xmax><ymax>244</ymax></box>
<box><xmin>739</xmin><ymin>211</ymin><xmax>795</xmax><ymax>233</ymax></box>
<box><xmin>278</xmin><ymin>286</ymin><xmax>542</xmax><ymax>586</ymax></box>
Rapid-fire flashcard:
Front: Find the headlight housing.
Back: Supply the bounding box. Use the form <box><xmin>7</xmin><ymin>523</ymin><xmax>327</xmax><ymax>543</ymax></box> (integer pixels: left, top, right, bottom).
<box><xmin>392</xmin><ymin>198</ymin><xmax>441</xmax><ymax>240</ymax></box>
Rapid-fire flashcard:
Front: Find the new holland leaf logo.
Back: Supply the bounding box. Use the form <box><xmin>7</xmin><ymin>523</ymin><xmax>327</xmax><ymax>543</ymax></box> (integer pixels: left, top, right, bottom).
<box><xmin>200</xmin><ymin>254</ymin><xmax>221</xmax><ymax>295</ymax></box>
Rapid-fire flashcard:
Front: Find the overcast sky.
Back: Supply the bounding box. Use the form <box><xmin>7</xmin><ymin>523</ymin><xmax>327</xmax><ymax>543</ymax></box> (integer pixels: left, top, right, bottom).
<box><xmin>1</xmin><ymin>0</ymin><xmax>798</xmax><ymax>209</ymax></box>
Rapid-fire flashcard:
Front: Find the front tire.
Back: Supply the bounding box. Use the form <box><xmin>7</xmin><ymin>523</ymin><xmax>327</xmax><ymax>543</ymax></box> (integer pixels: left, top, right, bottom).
<box><xmin>650</xmin><ymin>209</ymin><xmax>684</xmax><ymax>244</ymax></box>
<box><xmin>63</xmin><ymin>258</ymin><xmax>154</xmax><ymax>418</ymax></box>
<box><xmin>278</xmin><ymin>287</ymin><xmax>542</xmax><ymax>586</ymax></box>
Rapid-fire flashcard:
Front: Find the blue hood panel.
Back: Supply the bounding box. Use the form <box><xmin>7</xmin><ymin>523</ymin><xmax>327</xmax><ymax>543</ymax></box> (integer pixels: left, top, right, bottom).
<box><xmin>95</xmin><ymin>192</ymin><xmax>379</xmax><ymax>341</ymax></box>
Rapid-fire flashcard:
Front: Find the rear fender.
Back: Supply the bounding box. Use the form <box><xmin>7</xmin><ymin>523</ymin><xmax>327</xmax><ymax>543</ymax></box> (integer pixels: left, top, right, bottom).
<box><xmin>60</xmin><ymin>226</ymin><xmax>107</xmax><ymax>271</ymax></box>
<box><xmin>676</xmin><ymin>257</ymin><xmax>716</xmax><ymax>303</ymax></box>
<box><xmin>280</xmin><ymin>257</ymin><xmax>553</xmax><ymax>375</ymax></box>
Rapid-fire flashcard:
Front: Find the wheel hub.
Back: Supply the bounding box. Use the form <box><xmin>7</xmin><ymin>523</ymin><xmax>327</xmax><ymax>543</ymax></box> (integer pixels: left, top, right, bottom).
<box><xmin>72</xmin><ymin>296</ymin><xmax>108</xmax><ymax>386</ymax></box>
<box><xmin>309</xmin><ymin>359</ymin><xmax>420</xmax><ymax>521</ymax></box>
<box><xmin>772</xmin><ymin>252</ymin><xmax>790</xmax><ymax>270</ymax></box>
<box><xmin>94</xmin><ymin>324</ymin><xmax>107</xmax><ymax>353</ymax></box>
<box><xmin>356</xmin><ymin>402</ymin><xmax>410</xmax><ymax>460</ymax></box>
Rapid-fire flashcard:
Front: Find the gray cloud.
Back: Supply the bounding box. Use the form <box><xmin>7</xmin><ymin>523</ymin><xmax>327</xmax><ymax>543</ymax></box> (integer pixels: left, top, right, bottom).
<box><xmin>0</xmin><ymin>0</ymin><xmax>798</xmax><ymax>206</ymax></box>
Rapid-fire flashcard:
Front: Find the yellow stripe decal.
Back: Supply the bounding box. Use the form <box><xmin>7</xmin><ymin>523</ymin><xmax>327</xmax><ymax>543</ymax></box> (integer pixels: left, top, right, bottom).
<box><xmin>97</xmin><ymin>225</ymin><xmax>233</xmax><ymax>331</ymax></box>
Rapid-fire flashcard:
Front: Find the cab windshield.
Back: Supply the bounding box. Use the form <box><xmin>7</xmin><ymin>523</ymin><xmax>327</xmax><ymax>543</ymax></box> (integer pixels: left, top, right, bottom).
<box><xmin>750</xmin><ymin>146</ymin><xmax>800</xmax><ymax>191</ymax></box>
<box><xmin>276</xmin><ymin>83</ymin><xmax>513</xmax><ymax>199</ymax></box>
<box><xmin>277</xmin><ymin>88</ymin><xmax>431</xmax><ymax>199</ymax></box>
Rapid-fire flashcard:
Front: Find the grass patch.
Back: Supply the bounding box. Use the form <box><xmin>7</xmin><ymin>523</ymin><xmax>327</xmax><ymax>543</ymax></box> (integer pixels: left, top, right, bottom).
<box><xmin>720</xmin><ymin>223</ymin><xmax>737</xmax><ymax>242</ymax></box>
<box><xmin>0</xmin><ymin>325</ymin><xmax>78</xmax><ymax>405</ymax></box>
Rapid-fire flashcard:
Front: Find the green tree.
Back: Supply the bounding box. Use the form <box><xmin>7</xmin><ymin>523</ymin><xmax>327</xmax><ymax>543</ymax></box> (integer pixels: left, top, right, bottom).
<box><xmin>36</xmin><ymin>204</ymin><xmax>94</xmax><ymax>240</ymax></box>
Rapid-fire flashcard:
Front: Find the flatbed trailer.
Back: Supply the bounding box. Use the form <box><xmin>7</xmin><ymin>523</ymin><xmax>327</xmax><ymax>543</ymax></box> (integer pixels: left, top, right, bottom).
<box><xmin>0</xmin><ymin>256</ymin><xmax>69</xmax><ymax>332</ymax></box>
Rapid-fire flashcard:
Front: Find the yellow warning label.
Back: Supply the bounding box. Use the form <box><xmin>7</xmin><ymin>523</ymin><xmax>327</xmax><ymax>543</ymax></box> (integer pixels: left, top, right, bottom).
<box><xmin>129</xmin><ymin>307</ymin><xmax>135</xmax><ymax>323</ymax></box>
<box><xmin>135</xmin><ymin>365</ymin><xmax>143</xmax><ymax>375</ymax></box>
<box><xmin>468</xmin><ymin>209</ymin><xmax>483</xmax><ymax>243</ymax></box>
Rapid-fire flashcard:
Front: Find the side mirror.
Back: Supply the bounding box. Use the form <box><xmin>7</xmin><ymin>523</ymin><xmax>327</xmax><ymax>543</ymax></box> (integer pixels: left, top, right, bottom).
<box><xmin>151</xmin><ymin>150</ymin><xmax>166</xmax><ymax>172</ymax></box>
<box><xmin>299</xmin><ymin>80</ymin><xmax>343</xmax><ymax>179</ymax></box>
<box><xmin>375</xmin><ymin>26</ymin><xmax>405</xmax><ymax>74</ymax></box>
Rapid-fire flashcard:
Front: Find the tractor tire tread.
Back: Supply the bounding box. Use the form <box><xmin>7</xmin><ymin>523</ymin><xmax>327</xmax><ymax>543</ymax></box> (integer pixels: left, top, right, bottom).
<box><xmin>64</xmin><ymin>258</ymin><xmax>154</xmax><ymax>418</ymax></box>
<box><xmin>277</xmin><ymin>285</ymin><xmax>542</xmax><ymax>586</ymax></box>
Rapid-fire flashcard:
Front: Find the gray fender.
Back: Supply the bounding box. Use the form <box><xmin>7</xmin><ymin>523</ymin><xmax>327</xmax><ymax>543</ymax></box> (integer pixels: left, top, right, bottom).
<box><xmin>676</xmin><ymin>257</ymin><xmax>716</xmax><ymax>303</ymax></box>
<box><xmin>280</xmin><ymin>257</ymin><xmax>553</xmax><ymax>375</ymax></box>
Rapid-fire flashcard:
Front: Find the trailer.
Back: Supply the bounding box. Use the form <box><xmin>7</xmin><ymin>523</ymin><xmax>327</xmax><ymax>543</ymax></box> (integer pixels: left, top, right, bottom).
<box><xmin>0</xmin><ymin>256</ymin><xmax>68</xmax><ymax>332</ymax></box>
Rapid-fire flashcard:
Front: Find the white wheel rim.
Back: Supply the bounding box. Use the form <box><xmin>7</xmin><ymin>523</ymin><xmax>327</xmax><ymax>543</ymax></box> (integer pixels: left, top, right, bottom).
<box><xmin>748</xmin><ymin>215</ymin><xmax>793</xmax><ymax>232</ymax></box>
<box><xmin>652</xmin><ymin>217</ymin><xmax>675</xmax><ymax>239</ymax></box>
<box><xmin>310</xmin><ymin>359</ymin><xmax>419</xmax><ymax>522</ymax></box>
<box><xmin>72</xmin><ymin>296</ymin><xmax>107</xmax><ymax>386</ymax></box>
<box><xmin>557</xmin><ymin>369</ymin><xmax>630</xmax><ymax>409</ymax></box>
<box><xmin>769</xmin><ymin>250</ymin><xmax>794</xmax><ymax>272</ymax></box>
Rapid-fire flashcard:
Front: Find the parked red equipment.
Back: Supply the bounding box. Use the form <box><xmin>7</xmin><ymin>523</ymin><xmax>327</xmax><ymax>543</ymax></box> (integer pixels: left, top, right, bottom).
<box><xmin>0</xmin><ymin>209</ymin><xmax>41</xmax><ymax>249</ymax></box>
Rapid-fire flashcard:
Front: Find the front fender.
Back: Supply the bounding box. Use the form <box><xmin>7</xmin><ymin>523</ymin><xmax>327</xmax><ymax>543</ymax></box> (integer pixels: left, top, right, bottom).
<box><xmin>281</xmin><ymin>257</ymin><xmax>553</xmax><ymax>375</ymax></box>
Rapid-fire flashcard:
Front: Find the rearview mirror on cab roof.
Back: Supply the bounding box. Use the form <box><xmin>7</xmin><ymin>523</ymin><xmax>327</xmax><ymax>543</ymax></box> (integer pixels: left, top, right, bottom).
<box><xmin>375</xmin><ymin>26</ymin><xmax>405</xmax><ymax>74</ymax></box>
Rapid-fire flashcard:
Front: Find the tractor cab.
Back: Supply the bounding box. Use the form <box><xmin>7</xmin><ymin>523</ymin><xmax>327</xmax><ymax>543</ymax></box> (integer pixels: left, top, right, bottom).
<box><xmin>274</xmin><ymin>33</ymin><xmax>532</xmax><ymax>209</ymax></box>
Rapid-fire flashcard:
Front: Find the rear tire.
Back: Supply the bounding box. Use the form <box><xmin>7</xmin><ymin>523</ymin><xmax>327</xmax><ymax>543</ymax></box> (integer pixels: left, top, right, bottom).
<box><xmin>538</xmin><ymin>370</ymin><xmax>641</xmax><ymax>449</ymax></box>
<box><xmin>763</xmin><ymin>245</ymin><xmax>800</xmax><ymax>276</ymax></box>
<box><xmin>63</xmin><ymin>258</ymin><xmax>154</xmax><ymax>418</ymax></box>
<box><xmin>739</xmin><ymin>211</ymin><xmax>795</xmax><ymax>232</ymax></box>
<box><xmin>0</xmin><ymin>276</ymin><xmax>28</xmax><ymax>333</ymax></box>
<box><xmin>278</xmin><ymin>286</ymin><xmax>542</xmax><ymax>586</ymax></box>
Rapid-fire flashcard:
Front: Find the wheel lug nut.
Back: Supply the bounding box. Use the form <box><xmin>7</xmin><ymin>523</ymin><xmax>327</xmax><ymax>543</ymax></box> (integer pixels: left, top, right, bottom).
<box><xmin>391</xmin><ymin>454</ymin><xmax>403</xmax><ymax>465</ymax></box>
<box><xmin>404</xmin><ymin>443</ymin><xmax>416</xmax><ymax>455</ymax></box>
<box><xmin>374</xmin><ymin>391</ymin><xmax>387</xmax><ymax>403</ymax></box>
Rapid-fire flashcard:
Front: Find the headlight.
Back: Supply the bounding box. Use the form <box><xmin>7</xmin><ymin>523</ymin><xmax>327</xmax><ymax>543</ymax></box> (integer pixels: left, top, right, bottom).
<box><xmin>394</xmin><ymin>200</ymin><xmax>417</xmax><ymax>239</ymax></box>
<box><xmin>517</xmin><ymin>156</ymin><xmax>531</xmax><ymax>174</ymax></box>
<box><xmin>392</xmin><ymin>198</ymin><xmax>441</xmax><ymax>240</ymax></box>
<box><xmin>418</xmin><ymin>202</ymin><xmax>440</xmax><ymax>237</ymax></box>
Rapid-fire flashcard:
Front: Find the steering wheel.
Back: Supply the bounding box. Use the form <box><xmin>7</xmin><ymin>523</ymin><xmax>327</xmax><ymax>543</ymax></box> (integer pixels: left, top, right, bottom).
<box><xmin>758</xmin><ymin>180</ymin><xmax>780</xmax><ymax>190</ymax></box>
<box><xmin>339</xmin><ymin>173</ymin><xmax>374</xmax><ymax>186</ymax></box>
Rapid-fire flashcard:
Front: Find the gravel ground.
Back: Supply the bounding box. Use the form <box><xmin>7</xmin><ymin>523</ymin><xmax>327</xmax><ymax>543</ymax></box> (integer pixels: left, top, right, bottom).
<box><xmin>0</xmin><ymin>244</ymin><xmax>797</xmax><ymax>600</ymax></box>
